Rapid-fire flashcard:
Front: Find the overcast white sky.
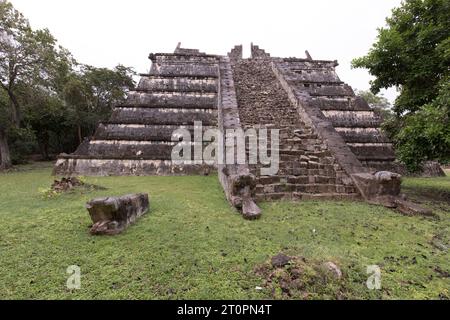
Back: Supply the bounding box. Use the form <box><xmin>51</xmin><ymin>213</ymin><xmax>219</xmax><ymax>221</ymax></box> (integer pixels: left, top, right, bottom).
<box><xmin>11</xmin><ymin>0</ymin><xmax>402</xmax><ymax>103</ymax></box>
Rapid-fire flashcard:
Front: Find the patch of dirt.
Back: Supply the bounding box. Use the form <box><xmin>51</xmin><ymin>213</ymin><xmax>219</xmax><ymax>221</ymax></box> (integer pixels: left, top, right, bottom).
<box><xmin>255</xmin><ymin>253</ymin><xmax>349</xmax><ymax>300</ymax></box>
<box><xmin>434</xmin><ymin>266</ymin><xmax>450</xmax><ymax>278</ymax></box>
<box><xmin>431</xmin><ymin>235</ymin><xmax>449</xmax><ymax>252</ymax></box>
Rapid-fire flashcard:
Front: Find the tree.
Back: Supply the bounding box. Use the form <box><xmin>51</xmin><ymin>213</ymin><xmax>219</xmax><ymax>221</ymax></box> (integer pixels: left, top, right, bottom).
<box><xmin>0</xmin><ymin>1</ymin><xmax>134</xmax><ymax>166</ymax></box>
<box><xmin>63</xmin><ymin>65</ymin><xmax>135</xmax><ymax>145</ymax></box>
<box><xmin>0</xmin><ymin>0</ymin><xmax>72</xmax><ymax>167</ymax></box>
<box><xmin>352</xmin><ymin>0</ymin><xmax>450</xmax><ymax>171</ymax></box>
<box><xmin>0</xmin><ymin>89</ymin><xmax>11</xmax><ymax>168</ymax></box>
<box><xmin>388</xmin><ymin>78</ymin><xmax>450</xmax><ymax>171</ymax></box>
<box><xmin>22</xmin><ymin>86</ymin><xmax>68</xmax><ymax>160</ymax></box>
<box><xmin>355</xmin><ymin>90</ymin><xmax>391</xmax><ymax>109</ymax></box>
<box><xmin>0</xmin><ymin>1</ymin><xmax>67</xmax><ymax>125</ymax></box>
<box><xmin>356</xmin><ymin>89</ymin><xmax>394</xmax><ymax>123</ymax></box>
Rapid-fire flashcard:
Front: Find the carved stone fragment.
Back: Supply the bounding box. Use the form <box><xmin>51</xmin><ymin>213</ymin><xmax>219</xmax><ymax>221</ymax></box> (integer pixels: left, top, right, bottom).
<box><xmin>87</xmin><ymin>193</ymin><xmax>149</xmax><ymax>235</ymax></box>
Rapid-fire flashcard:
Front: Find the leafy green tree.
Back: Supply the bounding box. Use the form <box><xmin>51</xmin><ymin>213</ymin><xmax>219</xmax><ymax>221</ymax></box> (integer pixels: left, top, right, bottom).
<box><xmin>0</xmin><ymin>0</ymin><xmax>72</xmax><ymax>167</ymax></box>
<box><xmin>63</xmin><ymin>65</ymin><xmax>135</xmax><ymax>145</ymax></box>
<box><xmin>22</xmin><ymin>86</ymin><xmax>68</xmax><ymax>160</ymax></box>
<box><xmin>356</xmin><ymin>89</ymin><xmax>394</xmax><ymax>121</ymax></box>
<box><xmin>355</xmin><ymin>90</ymin><xmax>391</xmax><ymax>109</ymax></box>
<box><xmin>352</xmin><ymin>0</ymin><xmax>450</xmax><ymax>171</ymax></box>
<box><xmin>0</xmin><ymin>0</ymin><xmax>69</xmax><ymax>125</ymax></box>
<box><xmin>387</xmin><ymin>79</ymin><xmax>450</xmax><ymax>171</ymax></box>
<box><xmin>0</xmin><ymin>89</ymin><xmax>11</xmax><ymax>168</ymax></box>
<box><xmin>0</xmin><ymin>0</ymin><xmax>134</xmax><ymax>166</ymax></box>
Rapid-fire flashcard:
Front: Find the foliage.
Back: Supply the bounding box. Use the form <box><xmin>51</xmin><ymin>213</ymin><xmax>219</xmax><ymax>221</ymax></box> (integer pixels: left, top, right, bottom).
<box><xmin>352</xmin><ymin>0</ymin><xmax>450</xmax><ymax>171</ymax></box>
<box><xmin>0</xmin><ymin>0</ymin><xmax>70</xmax><ymax>125</ymax></box>
<box><xmin>356</xmin><ymin>89</ymin><xmax>391</xmax><ymax>109</ymax></box>
<box><xmin>63</xmin><ymin>65</ymin><xmax>135</xmax><ymax>144</ymax></box>
<box><xmin>0</xmin><ymin>1</ymin><xmax>135</xmax><ymax>165</ymax></box>
<box><xmin>356</xmin><ymin>89</ymin><xmax>394</xmax><ymax>123</ymax></box>
<box><xmin>352</xmin><ymin>0</ymin><xmax>450</xmax><ymax>114</ymax></box>
<box><xmin>393</xmin><ymin>80</ymin><xmax>450</xmax><ymax>171</ymax></box>
<box><xmin>37</xmin><ymin>186</ymin><xmax>60</xmax><ymax>199</ymax></box>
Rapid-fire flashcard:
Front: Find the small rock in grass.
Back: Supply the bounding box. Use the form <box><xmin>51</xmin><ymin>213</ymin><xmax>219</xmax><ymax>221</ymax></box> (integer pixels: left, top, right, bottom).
<box><xmin>271</xmin><ymin>253</ymin><xmax>292</xmax><ymax>268</ymax></box>
<box><xmin>322</xmin><ymin>262</ymin><xmax>342</xmax><ymax>279</ymax></box>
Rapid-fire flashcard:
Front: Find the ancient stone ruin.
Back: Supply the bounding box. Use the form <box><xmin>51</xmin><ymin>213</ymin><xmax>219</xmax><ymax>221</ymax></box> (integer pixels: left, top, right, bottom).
<box><xmin>54</xmin><ymin>43</ymin><xmax>431</xmax><ymax>217</ymax></box>
<box><xmin>87</xmin><ymin>193</ymin><xmax>150</xmax><ymax>235</ymax></box>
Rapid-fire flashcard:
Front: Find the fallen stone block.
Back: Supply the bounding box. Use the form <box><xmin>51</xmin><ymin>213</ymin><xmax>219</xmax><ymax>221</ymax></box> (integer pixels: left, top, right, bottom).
<box><xmin>351</xmin><ymin>171</ymin><xmax>402</xmax><ymax>207</ymax></box>
<box><xmin>222</xmin><ymin>167</ymin><xmax>261</xmax><ymax>220</ymax></box>
<box><xmin>419</xmin><ymin>161</ymin><xmax>446</xmax><ymax>177</ymax></box>
<box><xmin>86</xmin><ymin>193</ymin><xmax>149</xmax><ymax>235</ymax></box>
<box><xmin>271</xmin><ymin>253</ymin><xmax>292</xmax><ymax>268</ymax></box>
<box><xmin>351</xmin><ymin>171</ymin><xmax>434</xmax><ymax>216</ymax></box>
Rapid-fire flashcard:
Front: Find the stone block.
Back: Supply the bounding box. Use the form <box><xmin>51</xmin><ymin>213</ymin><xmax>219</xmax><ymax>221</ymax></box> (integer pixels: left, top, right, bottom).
<box><xmin>87</xmin><ymin>193</ymin><xmax>150</xmax><ymax>235</ymax></box>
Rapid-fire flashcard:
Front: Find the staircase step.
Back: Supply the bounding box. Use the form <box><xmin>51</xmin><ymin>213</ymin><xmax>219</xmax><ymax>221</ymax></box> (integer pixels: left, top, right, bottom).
<box><xmin>255</xmin><ymin>192</ymin><xmax>361</xmax><ymax>202</ymax></box>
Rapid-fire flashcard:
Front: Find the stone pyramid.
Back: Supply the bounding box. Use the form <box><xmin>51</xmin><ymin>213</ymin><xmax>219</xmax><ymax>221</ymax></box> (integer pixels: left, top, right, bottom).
<box><xmin>55</xmin><ymin>43</ymin><xmax>425</xmax><ymax>218</ymax></box>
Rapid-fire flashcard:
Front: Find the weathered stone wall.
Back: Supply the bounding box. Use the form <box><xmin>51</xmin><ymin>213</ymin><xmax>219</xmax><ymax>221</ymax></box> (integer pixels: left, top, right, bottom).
<box><xmin>251</xmin><ymin>43</ymin><xmax>270</xmax><ymax>59</ymax></box>
<box><xmin>54</xmin><ymin>158</ymin><xmax>210</xmax><ymax>176</ymax></box>
<box><xmin>108</xmin><ymin>107</ymin><xmax>217</xmax><ymax>126</ymax></box>
<box><xmin>137</xmin><ymin>76</ymin><xmax>218</xmax><ymax>93</ymax></box>
<box><xmin>94</xmin><ymin>124</ymin><xmax>215</xmax><ymax>141</ymax></box>
<box><xmin>228</xmin><ymin>45</ymin><xmax>243</xmax><ymax>62</ymax></box>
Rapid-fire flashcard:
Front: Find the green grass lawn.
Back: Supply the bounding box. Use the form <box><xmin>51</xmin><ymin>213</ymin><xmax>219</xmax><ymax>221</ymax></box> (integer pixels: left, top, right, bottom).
<box><xmin>0</xmin><ymin>163</ymin><xmax>448</xmax><ymax>300</ymax></box>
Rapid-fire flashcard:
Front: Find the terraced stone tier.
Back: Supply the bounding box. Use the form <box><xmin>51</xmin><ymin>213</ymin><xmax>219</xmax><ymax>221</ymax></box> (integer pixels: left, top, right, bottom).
<box><xmin>109</xmin><ymin>107</ymin><xmax>217</xmax><ymax>126</ymax></box>
<box><xmin>335</xmin><ymin>127</ymin><xmax>391</xmax><ymax>144</ymax></box>
<box><xmin>54</xmin><ymin>158</ymin><xmax>212</xmax><ymax>176</ymax></box>
<box><xmin>54</xmin><ymin>47</ymin><xmax>220</xmax><ymax>176</ymax></box>
<box><xmin>293</xmin><ymin>84</ymin><xmax>354</xmax><ymax>97</ymax></box>
<box><xmin>310</xmin><ymin>97</ymin><xmax>371</xmax><ymax>111</ymax></box>
<box><xmin>150</xmin><ymin>53</ymin><xmax>219</xmax><ymax>64</ymax></box>
<box><xmin>86</xmin><ymin>140</ymin><xmax>201</xmax><ymax>160</ymax></box>
<box><xmin>348</xmin><ymin>143</ymin><xmax>396</xmax><ymax>161</ymax></box>
<box><xmin>94</xmin><ymin>124</ymin><xmax>216</xmax><ymax>142</ymax></box>
<box><xmin>276</xmin><ymin>59</ymin><xmax>400</xmax><ymax>173</ymax></box>
<box><xmin>149</xmin><ymin>54</ymin><xmax>219</xmax><ymax>78</ymax></box>
<box><xmin>137</xmin><ymin>76</ymin><xmax>218</xmax><ymax>93</ymax></box>
<box><xmin>124</xmin><ymin>91</ymin><xmax>217</xmax><ymax>108</ymax></box>
<box><xmin>323</xmin><ymin>110</ymin><xmax>384</xmax><ymax>128</ymax></box>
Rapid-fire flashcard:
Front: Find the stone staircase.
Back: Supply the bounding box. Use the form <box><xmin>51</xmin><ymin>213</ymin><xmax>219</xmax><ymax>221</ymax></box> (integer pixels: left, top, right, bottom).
<box><xmin>54</xmin><ymin>48</ymin><xmax>220</xmax><ymax>176</ymax></box>
<box><xmin>231</xmin><ymin>59</ymin><xmax>359</xmax><ymax>202</ymax></box>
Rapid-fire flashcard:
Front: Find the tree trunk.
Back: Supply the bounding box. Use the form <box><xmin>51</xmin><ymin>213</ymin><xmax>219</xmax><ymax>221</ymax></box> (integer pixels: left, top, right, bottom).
<box><xmin>77</xmin><ymin>125</ymin><xmax>82</xmax><ymax>145</ymax></box>
<box><xmin>0</xmin><ymin>128</ymin><xmax>12</xmax><ymax>170</ymax></box>
<box><xmin>7</xmin><ymin>90</ymin><xmax>21</xmax><ymax>127</ymax></box>
<box><xmin>38</xmin><ymin>131</ymin><xmax>51</xmax><ymax>160</ymax></box>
